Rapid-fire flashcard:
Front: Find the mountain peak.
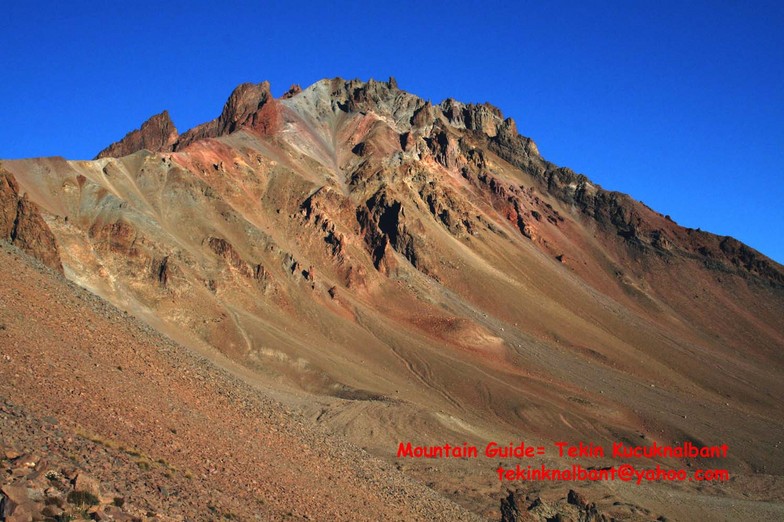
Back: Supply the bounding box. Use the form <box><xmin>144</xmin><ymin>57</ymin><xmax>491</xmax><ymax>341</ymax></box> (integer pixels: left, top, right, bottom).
<box><xmin>96</xmin><ymin>82</ymin><xmax>274</xmax><ymax>158</ymax></box>
<box><xmin>95</xmin><ymin>110</ymin><xmax>178</xmax><ymax>159</ymax></box>
<box><xmin>94</xmin><ymin>78</ymin><xmax>527</xmax><ymax>159</ymax></box>
<box><xmin>174</xmin><ymin>81</ymin><xmax>272</xmax><ymax>151</ymax></box>
<box><xmin>216</xmin><ymin>81</ymin><xmax>272</xmax><ymax>134</ymax></box>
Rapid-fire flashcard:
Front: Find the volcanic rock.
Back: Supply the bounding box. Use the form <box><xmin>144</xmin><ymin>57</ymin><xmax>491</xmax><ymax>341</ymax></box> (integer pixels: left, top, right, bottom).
<box><xmin>0</xmin><ymin>169</ymin><xmax>62</xmax><ymax>271</ymax></box>
<box><xmin>175</xmin><ymin>82</ymin><xmax>272</xmax><ymax>149</ymax></box>
<box><xmin>96</xmin><ymin>110</ymin><xmax>178</xmax><ymax>159</ymax></box>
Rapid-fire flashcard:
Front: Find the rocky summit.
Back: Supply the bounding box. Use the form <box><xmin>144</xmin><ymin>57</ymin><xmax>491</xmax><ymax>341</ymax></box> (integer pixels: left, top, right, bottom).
<box><xmin>1</xmin><ymin>77</ymin><xmax>783</xmax><ymax>520</ymax></box>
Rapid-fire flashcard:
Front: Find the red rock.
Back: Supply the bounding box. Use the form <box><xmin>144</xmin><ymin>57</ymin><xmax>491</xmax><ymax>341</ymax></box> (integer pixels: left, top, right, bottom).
<box><xmin>4</xmin><ymin>447</ymin><xmax>21</xmax><ymax>460</ymax></box>
<box><xmin>73</xmin><ymin>472</ymin><xmax>101</xmax><ymax>497</ymax></box>
<box><xmin>0</xmin><ymin>170</ymin><xmax>63</xmax><ymax>272</ymax></box>
<box><xmin>282</xmin><ymin>84</ymin><xmax>302</xmax><ymax>99</ymax></box>
<box><xmin>6</xmin><ymin>504</ymin><xmax>34</xmax><ymax>522</ymax></box>
<box><xmin>96</xmin><ymin>111</ymin><xmax>179</xmax><ymax>159</ymax></box>
<box><xmin>174</xmin><ymin>82</ymin><xmax>272</xmax><ymax>150</ymax></box>
<box><xmin>1</xmin><ymin>484</ymin><xmax>29</xmax><ymax>505</ymax></box>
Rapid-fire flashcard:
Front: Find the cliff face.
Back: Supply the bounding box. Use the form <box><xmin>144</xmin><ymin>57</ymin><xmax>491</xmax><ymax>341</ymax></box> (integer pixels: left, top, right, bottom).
<box><xmin>0</xmin><ymin>168</ymin><xmax>62</xmax><ymax>271</ymax></box>
<box><xmin>3</xmin><ymin>77</ymin><xmax>783</xmax><ymax>519</ymax></box>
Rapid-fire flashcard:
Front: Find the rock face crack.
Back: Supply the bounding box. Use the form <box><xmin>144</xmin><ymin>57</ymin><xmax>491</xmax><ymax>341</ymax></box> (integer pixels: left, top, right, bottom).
<box><xmin>10</xmin><ymin>201</ymin><xmax>20</xmax><ymax>242</ymax></box>
<box><xmin>357</xmin><ymin>190</ymin><xmax>420</xmax><ymax>273</ymax></box>
<box><xmin>157</xmin><ymin>256</ymin><xmax>169</xmax><ymax>286</ymax></box>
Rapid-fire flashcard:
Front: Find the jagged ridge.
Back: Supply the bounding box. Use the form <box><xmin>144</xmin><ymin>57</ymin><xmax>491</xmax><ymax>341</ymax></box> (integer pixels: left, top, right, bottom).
<box><xmin>94</xmin><ymin>78</ymin><xmax>782</xmax><ymax>285</ymax></box>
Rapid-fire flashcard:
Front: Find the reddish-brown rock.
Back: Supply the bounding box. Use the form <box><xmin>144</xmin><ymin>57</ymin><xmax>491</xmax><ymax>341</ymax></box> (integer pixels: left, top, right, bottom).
<box><xmin>0</xmin><ymin>169</ymin><xmax>62</xmax><ymax>272</ymax></box>
<box><xmin>96</xmin><ymin>110</ymin><xmax>178</xmax><ymax>159</ymax></box>
<box><xmin>282</xmin><ymin>84</ymin><xmax>302</xmax><ymax>99</ymax></box>
<box><xmin>175</xmin><ymin>82</ymin><xmax>272</xmax><ymax>150</ymax></box>
<box><xmin>73</xmin><ymin>472</ymin><xmax>101</xmax><ymax>497</ymax></box>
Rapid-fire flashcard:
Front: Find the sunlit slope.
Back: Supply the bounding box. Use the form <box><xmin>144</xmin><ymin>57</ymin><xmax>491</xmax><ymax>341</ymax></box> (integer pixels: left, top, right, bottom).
<box><xmin>5</xmin><ymin>78</ymin><xmax>783</xmax><ymax>484</ymax></box>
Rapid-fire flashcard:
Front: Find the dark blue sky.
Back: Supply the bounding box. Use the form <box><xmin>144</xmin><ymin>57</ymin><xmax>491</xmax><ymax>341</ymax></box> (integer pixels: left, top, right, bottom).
<box><xmin>1</xmin><ymin>1</ymin><xmax>782</xmax><ymax>262</ymax></box>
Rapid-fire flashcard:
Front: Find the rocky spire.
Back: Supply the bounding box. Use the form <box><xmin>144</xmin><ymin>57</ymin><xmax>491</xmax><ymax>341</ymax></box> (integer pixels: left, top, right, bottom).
<box><xmin>95</xmin><ymin>110</ymin><xmax>179</xmax><ymax>159</ymax></box>
<box><xmin>174</xmin><ymin>82</ymin><xmax>272</xmax><ymax>150</ymax></box>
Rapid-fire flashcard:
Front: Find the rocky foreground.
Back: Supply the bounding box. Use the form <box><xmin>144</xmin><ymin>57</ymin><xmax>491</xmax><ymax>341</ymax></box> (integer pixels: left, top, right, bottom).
<box><xmin>0</xmin><ymin>241</ymin><xmax>479</xmax><ymax>521</ymax></box>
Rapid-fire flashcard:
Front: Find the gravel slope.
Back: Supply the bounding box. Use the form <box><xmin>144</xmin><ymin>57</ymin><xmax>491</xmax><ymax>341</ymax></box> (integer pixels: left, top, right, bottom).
<box><xmin>0</xmin><ymin>241</ymin><xmax>480</xmax><ymax>521</ymax></box>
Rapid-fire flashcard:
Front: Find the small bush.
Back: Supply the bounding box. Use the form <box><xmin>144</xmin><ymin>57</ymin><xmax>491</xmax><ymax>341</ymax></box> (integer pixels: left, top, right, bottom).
<box><xmin>67</xmin><ymin>490</ymin><xmax>100</xmax><ymax>506</ymax></box>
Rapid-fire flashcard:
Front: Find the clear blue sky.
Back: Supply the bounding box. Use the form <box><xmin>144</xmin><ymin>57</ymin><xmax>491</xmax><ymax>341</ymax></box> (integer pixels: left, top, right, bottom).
<box><xmin>1</xmin><ymin>1</ymin><xmax>782</xmax><ymax>263</ymax></box>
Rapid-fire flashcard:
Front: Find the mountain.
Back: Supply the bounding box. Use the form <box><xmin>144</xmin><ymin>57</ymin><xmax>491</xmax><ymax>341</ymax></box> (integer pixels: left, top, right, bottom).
<box><xmin>2</xmin><ymin>77</ymin><xmax>783</xmax><ymax>520</ymax></box>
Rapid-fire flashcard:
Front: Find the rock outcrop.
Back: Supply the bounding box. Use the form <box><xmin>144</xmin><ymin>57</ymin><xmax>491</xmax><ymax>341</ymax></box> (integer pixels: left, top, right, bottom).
<box><xmin>499</xmin><ymin>489</ymin><xmax>663</xmax><ymax>522</ymax></box>
<box><xmin>96</xmin><ymin>83</ymin><xmax>273</xmax><ymax>159</ymax></box>
<box><xmin>89</xmin><ymin>77</ymin><xmax>781</xmax><ymax>292</ymax></box>
<box><xmin>174</xmin><ymin>82</ymin><xmax>272</xmax><ymax>149</ymax></box>
<box><xmin>96</xmin><ymin>110</ymin><xmax>179</xmax><ymax>159</ymax></box>
<box><xmin>0</xmin><ymin>168</ymin><xmax>62</xmax><ymax>271</ymax></box>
